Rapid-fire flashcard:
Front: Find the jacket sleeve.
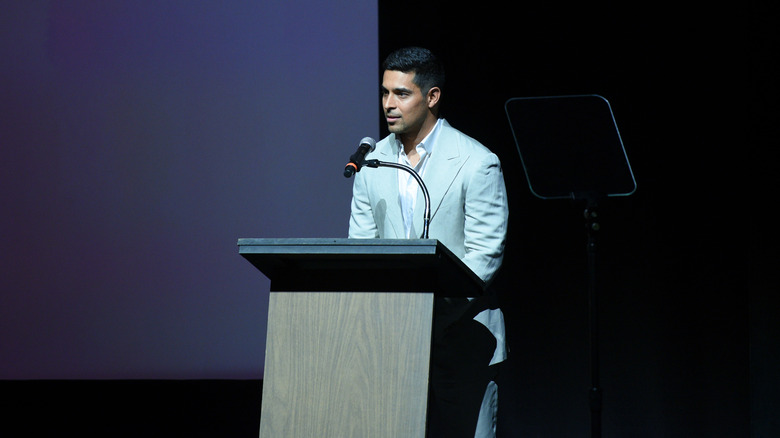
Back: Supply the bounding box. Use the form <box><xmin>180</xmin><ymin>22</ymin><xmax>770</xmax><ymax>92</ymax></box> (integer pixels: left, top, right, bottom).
<box><xmin>348</xmin><ymin>170</ymin><xmax>379</xmax><ymax>238</ymax></box>
<box><xmin>461</xmin><ymin>152</ymin><xmax>509</xmax><ymax>284</ymax></box>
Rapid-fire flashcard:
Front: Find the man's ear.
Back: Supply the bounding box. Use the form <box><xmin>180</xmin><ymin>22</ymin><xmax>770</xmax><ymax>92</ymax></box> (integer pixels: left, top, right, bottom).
<box><xmin>427</xmin><ymin>86</ymin><xmax>441</xmax><ymax>109</ymax></box>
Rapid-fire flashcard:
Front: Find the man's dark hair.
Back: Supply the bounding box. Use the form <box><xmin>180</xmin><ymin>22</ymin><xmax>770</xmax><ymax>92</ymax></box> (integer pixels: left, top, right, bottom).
<box><xmin>382</xmin><ymin>47</ymin><xmax>445</xmax><ymax>95</ymax></box>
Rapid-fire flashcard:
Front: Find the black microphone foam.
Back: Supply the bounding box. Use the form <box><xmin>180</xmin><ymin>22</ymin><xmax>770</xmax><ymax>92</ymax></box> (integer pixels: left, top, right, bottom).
<box><xmin>344</xmin><ymin>137</ymin><xmax>377</xmax><ymax>177</ymax></box>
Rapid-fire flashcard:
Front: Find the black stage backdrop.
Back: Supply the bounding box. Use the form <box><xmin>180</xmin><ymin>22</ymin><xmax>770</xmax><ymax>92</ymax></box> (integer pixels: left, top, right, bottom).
<box><xmin>378</xmin><ymin>1</ymin><xmax>774</xmax><ymax>437</ymax></box>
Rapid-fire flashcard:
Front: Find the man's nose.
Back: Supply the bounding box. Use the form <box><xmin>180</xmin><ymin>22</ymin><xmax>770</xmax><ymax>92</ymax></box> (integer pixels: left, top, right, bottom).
<box><xmin>383</xmin><ymin>95</ymin><xmax>396</xmax><ymax>109</ymax></box>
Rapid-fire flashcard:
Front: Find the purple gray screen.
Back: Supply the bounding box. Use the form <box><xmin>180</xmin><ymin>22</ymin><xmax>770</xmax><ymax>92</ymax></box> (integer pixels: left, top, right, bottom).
<box><xmin>1</xmin><ymin>1</ymin><xmax>379</xmax><ymax>379</ymax></box>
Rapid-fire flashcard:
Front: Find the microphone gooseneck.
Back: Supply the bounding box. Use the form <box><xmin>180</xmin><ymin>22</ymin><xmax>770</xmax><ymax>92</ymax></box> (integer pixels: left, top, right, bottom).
<box><xmin>363</xmin><ymin>159</ymin><xmax>431</xmax><ymax>239</ymax></box>
<box><xmin>343</xmin><ymin>137</ymin><xmax>431</xmax><ymax>239</ymax></box>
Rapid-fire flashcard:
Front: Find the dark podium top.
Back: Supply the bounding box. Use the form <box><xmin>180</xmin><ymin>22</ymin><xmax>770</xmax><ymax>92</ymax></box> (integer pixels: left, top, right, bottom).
<box><xmin>238</xmin><ymin>238</ymin><xmax>485</xmax><ymax>296</ymax></box>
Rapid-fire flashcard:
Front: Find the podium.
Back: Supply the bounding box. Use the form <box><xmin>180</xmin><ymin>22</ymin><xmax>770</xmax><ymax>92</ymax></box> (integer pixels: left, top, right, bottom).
<box><xmin>238</xmin><ymin>238</ymin><xmax>485</xmax><ymax>438</ymax></box>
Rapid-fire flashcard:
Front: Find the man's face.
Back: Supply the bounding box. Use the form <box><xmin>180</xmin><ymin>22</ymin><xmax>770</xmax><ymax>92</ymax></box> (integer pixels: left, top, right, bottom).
<box><xmin>381</xmin><ymin>70</ymin><xmax>430</xmax><ymax>137</ymax></box>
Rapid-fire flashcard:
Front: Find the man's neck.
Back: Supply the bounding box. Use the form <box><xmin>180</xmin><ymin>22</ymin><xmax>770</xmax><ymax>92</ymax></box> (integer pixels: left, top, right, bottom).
<box><xmin>399</xmin><ymin>116</ymin><xmax>438</xmax><ymax>155</ymax></box>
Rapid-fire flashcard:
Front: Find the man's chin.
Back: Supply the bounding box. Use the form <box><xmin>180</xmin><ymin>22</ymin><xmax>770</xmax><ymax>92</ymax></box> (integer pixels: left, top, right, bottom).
<box><xmin>386</xmin><ymin>123</ymin><xmax>404</xmax><ymax>134</ymax></box>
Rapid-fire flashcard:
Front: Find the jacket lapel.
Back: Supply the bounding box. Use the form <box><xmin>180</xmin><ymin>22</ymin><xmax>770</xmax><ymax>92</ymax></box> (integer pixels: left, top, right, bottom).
<box><xmin>413</xmin><ymin>121</ymin><xmax>467</xmax><ymax>237</ymax></box>
<box><xmin>374</xmin><ymin>136</ymin><xmax>405</xmax><ymax>237</ymax></box>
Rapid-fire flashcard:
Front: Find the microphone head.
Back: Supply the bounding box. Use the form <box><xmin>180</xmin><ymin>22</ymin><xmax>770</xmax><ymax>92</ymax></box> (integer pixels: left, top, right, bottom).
<box><xmin>359</xmin><ymin>137</ymin><xmax>377</xmax><ymax>152</ymax></box>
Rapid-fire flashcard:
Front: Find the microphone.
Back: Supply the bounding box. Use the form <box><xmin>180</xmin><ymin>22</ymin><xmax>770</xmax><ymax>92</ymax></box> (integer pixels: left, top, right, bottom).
<box><xmin>360</xmin><ymin>159</ymin><xmax>432</xmax><ymax>239</ymax></box>
<box><xmin>343</xmin><ymin>137</ymin><xmax>376</xmax><ymax>177</ymax></box>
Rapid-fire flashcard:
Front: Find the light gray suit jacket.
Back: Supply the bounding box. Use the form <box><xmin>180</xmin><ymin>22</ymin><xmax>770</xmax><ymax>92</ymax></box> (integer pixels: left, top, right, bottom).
<box><xmin>348</xmin><ymin>119</ymin><xmax>509</xmax><ymax>364</ymax></box>
<box><xmin>348</xmin><ymin>119</ymin><xmax>509</xmax><ymax>283</ymax></box>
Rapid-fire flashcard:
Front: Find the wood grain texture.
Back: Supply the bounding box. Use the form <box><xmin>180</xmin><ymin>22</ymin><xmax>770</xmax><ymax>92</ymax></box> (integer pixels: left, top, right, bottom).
<box><xmin>259</xmin><ymin>292</ymin><xmax>434</xmax><ymax>438</ymax></box>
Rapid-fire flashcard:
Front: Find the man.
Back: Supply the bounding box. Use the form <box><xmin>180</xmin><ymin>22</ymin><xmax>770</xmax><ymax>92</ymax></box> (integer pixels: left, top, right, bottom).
<box><xmin>348</xmin><ymin>47</ymin><xmax>509</xmax><ymax>438</ymax></box>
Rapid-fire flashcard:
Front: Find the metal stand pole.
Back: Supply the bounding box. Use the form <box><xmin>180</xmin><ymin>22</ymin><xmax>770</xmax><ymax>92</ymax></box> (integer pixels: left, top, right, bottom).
<box><xmin>585</xmin><ymin>202</ymin><xmax>602</xmax><ymax>438</ymax></box>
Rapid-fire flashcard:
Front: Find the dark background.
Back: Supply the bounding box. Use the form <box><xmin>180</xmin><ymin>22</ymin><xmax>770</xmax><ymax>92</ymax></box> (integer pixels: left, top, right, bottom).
<box><xmin>376</xmin><ymin>1</ymin><xmax>774</xmax><ymax>436</ymax></box>
<box><xmin>3</xmin><ymin>1</ymin><xmax>776</xmax><ymax>437</ymax></box>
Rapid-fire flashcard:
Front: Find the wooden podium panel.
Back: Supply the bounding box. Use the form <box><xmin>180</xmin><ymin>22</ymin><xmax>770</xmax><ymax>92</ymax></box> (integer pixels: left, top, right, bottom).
<box><xmin>260</xmin><ymin>291</ymin><xmax>434</xmax><ymax>438</ymax></box>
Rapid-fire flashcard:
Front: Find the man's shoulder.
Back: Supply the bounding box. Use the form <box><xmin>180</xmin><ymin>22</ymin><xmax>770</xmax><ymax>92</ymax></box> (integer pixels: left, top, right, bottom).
<box><xmin>439</xmin><ymin>120</ymin><xmax>497</xmax><ymax>159</ymax></box>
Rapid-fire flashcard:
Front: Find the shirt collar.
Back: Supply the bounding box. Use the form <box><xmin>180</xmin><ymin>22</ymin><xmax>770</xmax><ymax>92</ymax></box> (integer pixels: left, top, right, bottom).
<box><xmin>394</xmin><ymin>118</ymin><xmax>444</xmax><ymax>158</ymax></box>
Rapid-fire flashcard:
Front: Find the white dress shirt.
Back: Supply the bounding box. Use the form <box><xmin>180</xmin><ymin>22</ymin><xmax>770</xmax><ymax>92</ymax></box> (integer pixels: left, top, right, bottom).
<box><xmin>396</xmin><ymin>118</ymin><xmax>443</xmax><ymax>238</ymax></box>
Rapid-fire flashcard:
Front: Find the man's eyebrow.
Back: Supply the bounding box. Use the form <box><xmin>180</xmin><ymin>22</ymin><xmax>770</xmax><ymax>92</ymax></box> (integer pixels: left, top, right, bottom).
<box><xmin>381</xmin><ymin>85</ymin><xmax>413</xmax><ymax>93</ymax></box>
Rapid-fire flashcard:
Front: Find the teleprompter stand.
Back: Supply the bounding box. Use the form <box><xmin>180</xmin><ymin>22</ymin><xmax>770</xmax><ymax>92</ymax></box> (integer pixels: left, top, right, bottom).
<box><xmin>505</xmin><ymin>94</ymin><xmax>636</xmax><ymax>438</ymax></box>
<box><xmin>238</xmin><ymin>238</ymin><xmax>486</xmax><ymax>438</ymax></box>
